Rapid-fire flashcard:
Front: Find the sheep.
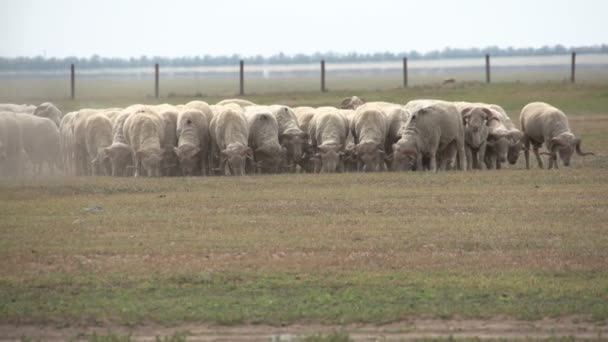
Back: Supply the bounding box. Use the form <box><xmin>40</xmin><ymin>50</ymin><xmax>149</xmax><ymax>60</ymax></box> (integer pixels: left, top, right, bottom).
<box><xmin>59</xmin><ymin>112</ymin><xmax>77</xmax><ymax>175</ymax></box>
<box><xmin>15</xmin><ymin>114</ymin><xmax>62</xmax><ymax>175</ymax></box>
<box><xmin>384</xmin><ymin>106</ymin><xmax>410</xmax><ymax>155</ymax></box>
<box><xmin>185</xmin><ymin>101</ymin><xmax>214</xmax><ymax>124</ymax></box>
<box><xmin>454</xmin><ymin>102</ymin><xmax>491</xmax><ymax>170</ymax></box>
<box><xmin>124</xmin><ymin>108</ymin><xmax>165</xmax><ymax>177</ymax></box>
<box><xmin>33</xmin><ymin>102</ymin><xmax>63</xmax><ymax>128</ymax></box>
<box><xmin>104</xmin><ymin>109</ymin><xmax>136</xmax><ymax>177</ymax></box>
<box><xmin>209</xmin><ymin>107</ymin><xmax>252</xmax><ymax>176</ymax></box>
<box><xmin>308</xmin><ymin>108</ymin><xmax>348</xmax><ymax>173</ymax></box>
<box><xmin>0</xmin><ymin>112</ymin><xmax>23</xmax><ymax>177</ymax></box>
<box><xmin>244</xmin><ymin>107</ymin><xmax>285</xmax><ymax>174</ymax></box>
<box><xmin>216</xmin><ymin>98</ymin><xmax>256</xmax><ymax>108</ymax></box>
<box><xmin>488</xmin><ymin>104</ymin><xmax>524</xmax><ymax>165</ymax></box>
<box><xmin>351</xmin><ymin>104</ymin><xmax>388</xmax><ymax>172</ymax></box>
<box><xmin>339</xmin><ymin>96</ymin><xmax>366</xmax><ymax>110</ymax></box>
<box><xmin>270</xmin><ymin>105</ymin><xmax>308</xmax><ymax>172</ymax></box>
<box><xmin>72</xmin><ymin>109</ymin><xmax>102</xmax><ymax>175</ymax></box>
<box><xmin>152</xmin><ymin>104</ymin><xmax>180</xmax><ymax>176</ymax></box>
<box><xmin>390</xmin><ymin>100</ymin><xmax>466</xmax><ymax>172</ymax></box>
<box><xmin>520</xmin><ymin>102</ymin><xmax>593</xmax><ymax>169</ymax></box>
<box><xmin>455</xmin><ymin>102</ymin><xmax>514</xmax><ymax>170</ymax></box>
<box><xmin>84</xmin><ymin>114</ymin><xmax>113</xmax><ymax>176</ymax></box>
<box><xmin>293</xmin><ymin>106</ymin><xmax>317</xmax><ymax>133</ymax></box>
<box><xmin>0</xmin><ymin>104</ymin><xmax>36</xmax><ymax>114</ymax></box>
<box><xmin>175</xmin><ymin>108</ymin><xmax>210</xmax><ymax>176</ymax></box>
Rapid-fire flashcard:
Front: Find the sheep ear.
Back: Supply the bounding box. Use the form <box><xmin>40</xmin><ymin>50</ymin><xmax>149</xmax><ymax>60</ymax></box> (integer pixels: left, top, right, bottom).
<box><xmin>481</xmin><ymin>108</ymin><xmax>493</xmax><ymax>119</ymax></box>
<box><xmin>461</xmin><ymin>107</ymin><xmax>473</xmax><ymax>115</ymax></box>
<box><xmin>173</xmin><ymin>147</ymin><xmax>180</xmax><ymax>156</ymax></box>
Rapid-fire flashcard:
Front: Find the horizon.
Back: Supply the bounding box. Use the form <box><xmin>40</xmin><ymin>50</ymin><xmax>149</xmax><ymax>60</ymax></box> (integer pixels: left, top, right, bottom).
<box><xmin>1</xmin><ymin>0</ymin><xmax>607</xmax><ymax>59</ymax></box>
<box><xmin>1</xmin><ymin>44</ymin><xmax>607</xmax><ymax>61</ymax></box>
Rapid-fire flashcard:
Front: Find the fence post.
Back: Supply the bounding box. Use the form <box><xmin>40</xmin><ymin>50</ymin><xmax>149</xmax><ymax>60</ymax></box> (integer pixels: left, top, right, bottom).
<box><xmin>571</xmin><ymin>52</ymin><xmax>576</xmax><ymax>83</ymax></box>
<box><xmin>70</xmin><ymin>64</ymin><xmax>75</xmax><ymax>99</ymax></box>
<box><xmin>321</xmin><ymin>60</ymin><xmax>326</xmax><ymax>92</ymax></box>
<box><xmin>403</xmin><ymin>57</ymin><xmax>408</xmax><ymax>87</ymax></box>
<box><xmin>239</xmin><ymin>60</ymin><xmax>244</xmax><ymax>96</ymax></box>
<box><xmin>485</xmin><ymin>54</ymin><xmax>490</xmax><ymax>83</ymax></box>
<box><xmin>154</xmin><ymin>63</ymin><xmax>159</xmax><ymax>98</ymax></box>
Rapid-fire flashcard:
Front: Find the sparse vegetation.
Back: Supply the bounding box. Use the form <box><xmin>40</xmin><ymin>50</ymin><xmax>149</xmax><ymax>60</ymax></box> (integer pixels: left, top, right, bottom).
<box><xmin>0</xmin><ymin>83</ymin><xmax>607</xmax><ymax>338</ymax></box>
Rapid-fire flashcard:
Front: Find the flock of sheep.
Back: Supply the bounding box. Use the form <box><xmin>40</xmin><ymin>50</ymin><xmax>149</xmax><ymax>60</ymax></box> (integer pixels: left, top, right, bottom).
<box><xmin>0</xmin><ymin>97</ymin><xmax>594</xmax><ymax>177</ymax></box>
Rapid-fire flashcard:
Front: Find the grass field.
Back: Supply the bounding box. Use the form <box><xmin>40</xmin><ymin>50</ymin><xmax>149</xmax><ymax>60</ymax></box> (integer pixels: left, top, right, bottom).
<box><xmin>0</xmin><ymin>82</ymin><xmax>607</xmax><ymax>339</ymax></box>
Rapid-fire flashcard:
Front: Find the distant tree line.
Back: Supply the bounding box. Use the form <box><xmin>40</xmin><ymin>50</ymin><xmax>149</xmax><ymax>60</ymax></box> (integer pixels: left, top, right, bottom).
<box><xmin>1</xmin><ymin>44</ymin><xmax>607</xmax><ymax>71</ymax></box>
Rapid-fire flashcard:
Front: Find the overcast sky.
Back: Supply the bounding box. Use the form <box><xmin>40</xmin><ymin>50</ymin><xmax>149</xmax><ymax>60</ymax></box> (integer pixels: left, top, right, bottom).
<box><xmin>0</xmin><ymin>0</ymin><xmax>606</xmax><ymax>58</ymax></box>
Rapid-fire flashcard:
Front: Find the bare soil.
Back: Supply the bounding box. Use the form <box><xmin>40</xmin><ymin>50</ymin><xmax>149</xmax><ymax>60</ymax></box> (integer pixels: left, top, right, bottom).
<box><xmin>1</xmin><ymin>318</ymin><xmax>607</xmax><ymax>341</ymax></box>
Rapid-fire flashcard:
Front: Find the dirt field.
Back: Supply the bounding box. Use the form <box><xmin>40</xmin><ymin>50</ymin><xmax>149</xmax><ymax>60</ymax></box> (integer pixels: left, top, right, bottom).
<box><xmin>1</xmin><ymin>317</ymin><xmax>607</xmax><ymax>341</ymax></box>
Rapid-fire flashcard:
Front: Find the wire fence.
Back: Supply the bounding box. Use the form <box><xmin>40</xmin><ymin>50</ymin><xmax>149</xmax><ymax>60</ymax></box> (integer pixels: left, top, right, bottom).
<box><xmin>1</xmin><ymin>53</ymin><xmax>607</xmax><ymax>100</ymax></box>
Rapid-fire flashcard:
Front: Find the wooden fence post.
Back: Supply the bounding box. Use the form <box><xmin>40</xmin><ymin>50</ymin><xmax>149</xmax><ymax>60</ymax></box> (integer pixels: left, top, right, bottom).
<box><xmin>239</xmin><ymin>60</ymin><xmax>244</xmax><ymax>96</ymax></box>
<box><xmin>403</xmin><ymin>57</ymin><xmax>408</xmax><ymax>87</ymax></box>
<box><xmin>154</xmin><ymin>63</ymin><xmax>159</xmax><ymax>98</ymax></box>
<box><xmin>321</xmin><ymin>60</ymin><xmax>326</xmax><ymax>92</ymax></box>
<box><xmin>485</xmin><ymin>54</ymin><xmax>490</xmax><ymax>83</ymax></box>
<box><xmin>70</xmin><ymin>64</ymin><xmax>75</xmax><ymax>99</ymax></box>
<box><xmin>571</xmin><ymin>52</ymin><xmax>576</xmax><ymax>83</ymax></box>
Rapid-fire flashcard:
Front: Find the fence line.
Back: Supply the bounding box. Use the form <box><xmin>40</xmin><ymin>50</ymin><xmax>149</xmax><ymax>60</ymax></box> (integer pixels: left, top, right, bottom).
<box><xmin>66</xmin><ymin>52</ymin><xmax>580</xmax><ymax>99</ymax></box>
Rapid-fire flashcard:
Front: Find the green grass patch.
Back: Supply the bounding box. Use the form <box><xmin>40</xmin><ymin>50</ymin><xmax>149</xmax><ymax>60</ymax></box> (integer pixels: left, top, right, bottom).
<box><xmin>1</xmin><ymin>271</ymin><xmax>607</xmax><ymax>326</ymax></box>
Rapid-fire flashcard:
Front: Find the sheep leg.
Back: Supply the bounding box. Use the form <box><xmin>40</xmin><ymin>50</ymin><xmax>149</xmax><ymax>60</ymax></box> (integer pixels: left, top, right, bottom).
<box><xmin>523</xmin><ymin>137</ymin><xmax>531</xmax><ymax>169</ymax></box>
<box><xmin>465</xmin><ymin>146</ymin><xmax>473</xmax><ymax>170</ymax></box>
<box><xmin>429</xmin><ymin>151</ymin><xmax>437</xmax><ymax>172</ymax></box>
<box><xmin>532</xmin><ymin>146</ymin><xmax>544</xmax><ymax>169</ymax></box>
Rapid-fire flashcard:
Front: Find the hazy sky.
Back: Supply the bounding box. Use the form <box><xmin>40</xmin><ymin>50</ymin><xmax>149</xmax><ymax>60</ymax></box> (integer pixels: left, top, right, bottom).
<box><xmin>0</xmin><ymin>0</ymin><xmax>606</xmax><ymax>58</ymax></box>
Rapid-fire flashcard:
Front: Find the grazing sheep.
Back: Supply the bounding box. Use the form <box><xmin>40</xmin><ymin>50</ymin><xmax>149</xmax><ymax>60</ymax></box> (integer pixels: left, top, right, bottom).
<box><xmin>84</xmin><ymin>114</ymin><xmax>113</xmax><ymax>176</ymax></box>
<box><xmin>308</xmin><ymin>108</ymin><xmax>348</xmax><ymax>173</ymax></box>
<box><xmin>351</xmin><ymin>104</ymin><xmax>388</xmax><ymax>172</ymax></box>
<box><xmin>59</xmin><ymin>112</ymin><xmax>77</xmax><ymax>175</ymax></box>
<box><xmin>72</xmin><ymin>109</ymin><xmax>101</xmax><ymax>175</ymax></box>
<box><xmin>15</xmin><ymin>114</ymin><xmax>62</xmax><ymax>175</ymax></box>
<box><xmin>185</xmin><ymin>101</ymin><xmax>214</xmax><ymax>124</ymax></box>
<box><xmin>245</xmin><ymin>107</ymin><xmax>285</xmax><ymax>174</ymax></box>
<box><xmin>152</xmin><ymin>105</ymin><xmax>180</xmax><ymax>176</ymax></box>
<box><xmin>489</xmin><ymin>104</ymin><xmax>524</xmax><ymax>165</ymax></box>
<box><xmin>209</xmin><ymin>107</ymin><xmax>252</xmax><ymax>176</ymax></box>
<box><xmin>293</xmin><ymin>107</ymin><xmax>317</xmax><ymax>133</ymax></box>
<box><xmin>33</xmin><ymin>102</ymin><xmax>63</xmax><ymax>127</ymax></box>
<box><xmin>454</xmin><ymin>102</ymin><xmax>491</xmax><ymax>170</ymax></box>
<box><xmin>384</xmin><ymin>106</ymin><xmax>410</xmax><ymax>155</ymax></box>
<box><xmin>105</xmin><ymin>109</ymin><xmax>135</xmax><ymax>177</ymax></box>
<box><xmin>390</xmin><ymin>100</ymin><xmax>466</xmax><ymax>172</ymax></box>
<box><xmin>270</xmin><ymin>105</ymin><xmax>307</xmax><ymax>172</ymax></box>
<box><xmin>520</xmin><ymin>102</ymin><xmax>593</xmax><ymax>169</ymax></box>
<box><xmin>175</xmin><ymin>108</ymin><xmax>210</xmax><ymax>176</ymax></box>
<box><xmin>124</xmin><ymin>108</ymin><xmax>165</xmax><ymax>177</ymax></box>
<box><xmin>0</xmin><ymin>112</ymin><xmax>23</xmax><ymax>177</ymax></box>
